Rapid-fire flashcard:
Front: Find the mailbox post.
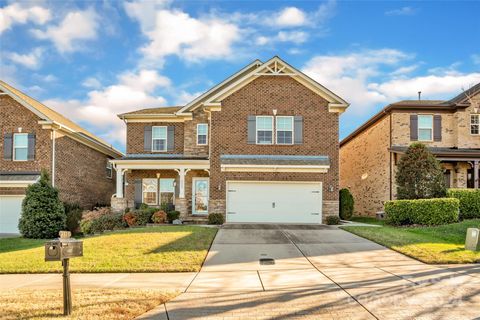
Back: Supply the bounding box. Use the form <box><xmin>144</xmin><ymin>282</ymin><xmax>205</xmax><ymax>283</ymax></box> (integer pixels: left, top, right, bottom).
<box><xmin>45</xmin><ymin>231</ymin><xmax>83</xmax><ymax>316</ymax></box>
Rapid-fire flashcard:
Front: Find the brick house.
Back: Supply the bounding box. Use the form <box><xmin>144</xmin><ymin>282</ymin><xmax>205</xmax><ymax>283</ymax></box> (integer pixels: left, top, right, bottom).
<box><xmin>111</xmin><ymin>56</ymin><xmax>349</xmax><ymax>224</ymax></box>
<box><xmin>340</xmin><ymin>83</ymin><xmax>480</xmax><ymax>216</ymax></box>
<box><xmin>0</xmin><ymin>80</ymin><xmax>123</xmax><ymax>233</ymax></box>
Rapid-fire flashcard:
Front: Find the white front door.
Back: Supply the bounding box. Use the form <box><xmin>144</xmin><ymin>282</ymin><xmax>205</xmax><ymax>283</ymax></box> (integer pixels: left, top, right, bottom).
<box><xmin>0</xmin><ymin>196</ymin><xmax>24</xmax><ymax>234</ymax></box>
<box><xmin>226</xmin><ymin>181</ymin><xmax>322</xmax><ymax>224</ymax></box>
<box><xmin>192</xmin><ymin>178</ymin><xmax>209</xmax><ymax>215</ymax></box>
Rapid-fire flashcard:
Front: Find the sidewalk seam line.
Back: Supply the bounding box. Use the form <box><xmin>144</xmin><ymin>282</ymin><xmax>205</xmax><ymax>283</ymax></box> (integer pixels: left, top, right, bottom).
<box><xmin>257</xmin><ymin>270</ymin><xmax>265</xmax><ymax>291</ymax></box>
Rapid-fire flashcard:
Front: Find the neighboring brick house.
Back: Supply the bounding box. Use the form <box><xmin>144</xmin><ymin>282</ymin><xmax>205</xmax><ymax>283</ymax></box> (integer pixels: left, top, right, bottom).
<box><xmin>0</xmin><ymin>80</ymin><xmax>123</xmax><ymax>233</ymax></box>
<box><xmin>111</xmin><ymin>56</ymin><xmax>349</xmax><ymax>224</ymax></box>
<box><xmin>340</xmin><ymin>83</ymin><xmax>480</xmax><ymax>216</ymax></box>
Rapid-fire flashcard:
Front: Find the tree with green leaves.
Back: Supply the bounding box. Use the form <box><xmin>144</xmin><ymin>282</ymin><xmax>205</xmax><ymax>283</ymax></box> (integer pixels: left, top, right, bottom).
<box><xmin>396</xmin><ymin>143</ymin><xmax>447</xmax><ymax>200</ymax></box>
<box><xmin>18</xmin><ymin>170</ymin><xmax>66</xmax><ymax>239</ymax></box>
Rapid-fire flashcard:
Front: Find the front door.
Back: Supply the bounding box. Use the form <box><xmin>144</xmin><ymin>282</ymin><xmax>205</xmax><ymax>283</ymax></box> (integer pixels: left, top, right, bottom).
<box><xmin>192</xmin><ymin>178</ymin><xmax>209</xmax><ymax>215</ymax></box>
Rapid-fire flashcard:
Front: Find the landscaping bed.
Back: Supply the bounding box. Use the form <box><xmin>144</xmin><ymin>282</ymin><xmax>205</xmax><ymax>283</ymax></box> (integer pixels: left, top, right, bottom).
<box><xmin>0</xmin><ymin>226</ymin><xmax>217</xmax><ymax>273</ymax></box>
<box><xmin>0</xmin><ymin>288</ymin><xmax>177</xmax><ymax>320</ymax></box>
<box><xmin>342</xmin><ymin>219</ymin><xmax>480</xmax><ymax>264</ymax></box>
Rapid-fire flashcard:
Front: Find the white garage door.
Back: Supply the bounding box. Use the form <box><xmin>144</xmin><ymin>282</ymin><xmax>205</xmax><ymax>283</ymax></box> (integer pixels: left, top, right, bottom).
<box><xmin>0</xmin><ymin>196</ymin><xmax>24</xmax><ymax>234</ymax></box>
<box><xmin>226</xmin><ymin>181</ymin><xmax>322</xmax><ymax>224</ymax></box>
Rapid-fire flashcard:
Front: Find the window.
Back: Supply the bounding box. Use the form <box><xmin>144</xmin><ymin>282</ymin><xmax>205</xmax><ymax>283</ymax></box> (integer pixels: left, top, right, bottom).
<box><xmin>106</xmin><ymin>161</ymin><xmax>113</xmax><ymax>179</ymax></box>
<box><xmin>256</xmin><ymin>116</ymin><xmax>273</xmax><ymax>144</ymax></box>
<box><xmin>276</xmin><ymin>116</ymin><xmax>294</xmax><ymax>144</ymax></box>
<box><xmin>142</xmin><ymin>179</ymin><xmax>158</xmax><ymax>205</ymax></box>
<box><xmin>13</xmin><ymin>133</ymin><xmax>28</xmax><ymax>161</ymax></box>
<box><xmin>471</xmin><ymin>114</ymin><xmax>479</xmax><ymax>135</ymax></box>
<box><xmin>152</xmin><ymin>126</ymin><xmax>167</xmax><ymax>151</ymax></box>
<box><xmin>418</xmin><ymin>115</ymin><xmax>433</xmax><ymax>141</ymax></box>
<box><xmin>159</xmin><ymin>178</ymin><xmax>175</xmax><ymax>205</ymax></box>
<box><xmin>197</xmin><ymin>123</ymin><xmax>208</xmax><ymax>145</ymax></box>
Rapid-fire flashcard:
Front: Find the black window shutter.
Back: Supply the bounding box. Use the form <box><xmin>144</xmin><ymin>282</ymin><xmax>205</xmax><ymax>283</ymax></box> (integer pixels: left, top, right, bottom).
<box><xmin>3</xmin><ymin>133</ymin><xmax>13</xmax><ymax>160</ymax></box>
<box><xmin>433</xmin><ymin>115</ymin><xmax>442</xmax><ymax>141</ymax></box>
<box><xmin>144</xmin><ymin>126</ymin><xmax>152</xmax><ymax>151</ymax></box>
<box><xmin>167</xmin><ymin>126</ymin><xmax>175</xmax><ymax>151</ymax></box>
<box><xmin>247</xmin><ymin>116</ymin><xmax>256</xmax><ymax>144</ymax></box>
<box><xmin>294</xmin><ymin>116</ymin><xmax>303</xmax><ymax>144</ymax></box>
<box><xmin>134</xmin><ymin>179</ymin><xmax>142</xmax><ymax>208</ymax></box>
<box><xmin>410</xmin><ymin>114</ymin><xmax>418</xmax><ymax>141</ymax></box>
<box><xmin>27</xmin><ymin>133</ymin><xmax>36</xmax><ymax>160</ymax></box>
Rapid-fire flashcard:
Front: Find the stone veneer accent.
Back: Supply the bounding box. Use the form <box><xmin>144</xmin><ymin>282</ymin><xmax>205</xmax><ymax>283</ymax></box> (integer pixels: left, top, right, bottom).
<box><xmin>322</xmin><ymin>200</ymin><xmax>339</xmax><ymax>223</ymax></box>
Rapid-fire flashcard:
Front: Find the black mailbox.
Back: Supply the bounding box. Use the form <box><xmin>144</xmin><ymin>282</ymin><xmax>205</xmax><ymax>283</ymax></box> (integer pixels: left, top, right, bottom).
<box><xmin>45</xmin><ymin>238</ymin><xmax>83</xmax><ymax>261</ymax></box>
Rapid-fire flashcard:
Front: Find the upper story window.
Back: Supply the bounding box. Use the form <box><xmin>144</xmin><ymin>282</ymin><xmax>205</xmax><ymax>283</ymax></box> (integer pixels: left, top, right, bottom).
<box><xmin>418</xmin><ymin>115</ymin><xmax>433</xmax><ymax>141</ymax></box>
<box><xmin>152</xmin><ymin>126</ymin><xmax>167</xmax><ymax>151</ymax></box>
<box><xmin>276</xmin><ymin>116</ymin><xmax>294</xmax><ymax>144</ymax></box>
<box><xmin>197</xmin><ymin>123</ymin><xmax>208</xmax><ymax>145</ymax></box>
<box><xmin>106</xmin><ymin>161</ymin><xmax>113</xmax><ymax>179</ymax></box>
<box><xmin>471</xmin><ymin>114</ymin><xmax>479</xmax><ymax>135</ymax></box>
<box><xmin>256</xmin><ymin>116</ymin><xmax>274</xmax><ymax>144</ymax></box>
<box><xmin>13</xmin><ymin>133</ymin><xmax>28</xmax><ymax>161</ymax></box>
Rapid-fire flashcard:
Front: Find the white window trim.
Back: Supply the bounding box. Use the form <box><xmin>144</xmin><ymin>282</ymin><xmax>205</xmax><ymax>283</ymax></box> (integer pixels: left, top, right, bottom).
<box><xmin>142</xmin><ymin>178</ymin><xmax>158</xmax><ymax>205</ymax></box>
<box><xmin>197</xmin><ymin>123</ymin><xmax>208</xmax><ymax>146</ymax></box>
<box><xmin>152</xmin><ymin>126</ymin><xmax>167</xmax><ymax>152</ymax></box>
<box><xmin>417</xmin><ymin>114</ymin><xmax>433</xmax><ymax>142</ymax></box>
<box><xmin>106</xmin><ymin>161</ymin><xmax>113</xmax><ymax>179</ymax></box>
<box><xmin>13</xmin><ymin>133</ymin><xmax>28</xmax><ymax>162</ymax></box>
<box><xmin>159</xmin><ymin>178</ymin><xmax>175</xmax><ymax>205</ymax></box>
<box><xmin>255</xmin><ymin>116</ymin><xmax>274</xmax><ymax>145</ymax></box>
<box><xmin>275</xmin><ymin>116</ymin><xmax>294</xmax><ymax>145</ymax></box>
<box><xmin>471</xmin><ymin>114</ymin><xmax>480</xmax><ymax>136</ymax></box>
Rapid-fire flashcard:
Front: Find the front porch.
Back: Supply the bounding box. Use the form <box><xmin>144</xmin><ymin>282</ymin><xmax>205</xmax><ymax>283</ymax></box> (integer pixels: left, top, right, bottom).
<box><xmin>110</xmin><ymin>155</ymin><xmax>210</xmax><ymax>219</ymax></box>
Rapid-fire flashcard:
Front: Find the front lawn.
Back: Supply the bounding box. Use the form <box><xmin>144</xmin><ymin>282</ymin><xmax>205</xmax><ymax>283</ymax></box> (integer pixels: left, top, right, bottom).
<box><xmin>348</xmin><ymin>216</ymin><xmax>385</xmax><ymax>225</ymax></box>
<box><xmin>342</xmin><ymin>219</ymin><xmax>480</xmax><ymax>264</ymax></box>
<box><xmin>0</xmin><ymin>226</ymin><xmax>217</xmax><ymax>273</ymax></box>
<box><xmin>0</xmin><ymin>288</ymin><xmax>177</xmax><ymax>320</ymax></box>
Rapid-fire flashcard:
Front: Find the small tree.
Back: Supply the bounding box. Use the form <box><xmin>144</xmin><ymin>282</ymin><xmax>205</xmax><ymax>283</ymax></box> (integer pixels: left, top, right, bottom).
<box><xmin>396</xmin><ymin>143</ymin><xmax>446</xmax><ymax>199</ymax></box>
<box><xmin>19</xmin><ymin>170</ymin><xmax>66</xmax><ymax>239</ymax></box>
<box><xmin>339</xmin><ymin>188</ymin><xmax>354</xmax><ymax>220</ymax></box>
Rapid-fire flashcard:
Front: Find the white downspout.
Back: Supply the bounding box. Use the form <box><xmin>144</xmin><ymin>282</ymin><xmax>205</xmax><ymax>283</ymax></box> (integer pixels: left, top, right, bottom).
<box><xmin>52</xmin><ymin>129</ymin><xmax>56</xmax><ymax>187</ymax></box>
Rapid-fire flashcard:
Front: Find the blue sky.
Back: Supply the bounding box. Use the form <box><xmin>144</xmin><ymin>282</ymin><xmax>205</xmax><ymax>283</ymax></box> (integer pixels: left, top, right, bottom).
<box><xmin>1</xmin><ymin>0</ymin><xmax>479</xmax><ymax>152</ymax></box>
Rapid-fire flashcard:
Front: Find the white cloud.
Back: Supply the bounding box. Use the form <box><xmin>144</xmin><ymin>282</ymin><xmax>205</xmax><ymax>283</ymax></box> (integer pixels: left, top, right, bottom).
<box><xmin>385</xmin><ymin>6</ymin><xmax>417</xmax><ymax>16</ymax></box>
<box><xmin>44</xmin><ymin>69</ymin><xmax>171</xmax><ymax>145</ymax></box>
<box><xmin>303</xmin><ymin>49</ymin><xmax>480</xmax><ymax>116</ymax></box>
<box><xmin>124</xmin><ymin>2</ymin><xmax>240</xmax><ymax>64</ymax></box>
<box><xmin>274</xmin><ymin>7</ymin><xmax>306</xmax><ymax>27</ymax></box>
<box><xmin>174</xmin><ymin>90</ymin><xmax>202</xmax><ymax>105</ymax></box>
<box><xmin>276</xmin><ymin>31</ymin><xmax>308</xmax><ymax>44</ymax></box>
<box><xmin>31</xmin><ymin>8</ymin><xmax>99</xmax><ymax>53</ymax></box>
<box><xmin>0</xmin><ymin>3</ymin><xmax>51</xmax><ymax>34</ymax></box>
<box><xmin>82</xmin><ymin>77</ymin><xmax>102</xmax><ymax>89</ymax></box>
<box><xmin>6</xmin><ymin>47</ymin><xmax>44</xmax><ymax>69</ymax></box>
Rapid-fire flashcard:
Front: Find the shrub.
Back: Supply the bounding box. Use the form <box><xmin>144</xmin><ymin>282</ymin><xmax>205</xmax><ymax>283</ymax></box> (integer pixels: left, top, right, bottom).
<box><xmin>64</xmin><ymin>202</ymin><xmax>82</xmax><ymax>235</ymax></box>
<box><xmin>396</xmin><ymin>143</ymin><xmax>446</xmax><ymax>199</ymax></box>
<box><xmin>123</xmin><ymin>212</ymin><xmax>137</xmax><ymax>227</ymax></box>
<box><xmin>447</xmin><ymin>189</ymin><xmax>480</xmax><ymax>220</ymax></box>
<box><xmin>160</xmin><ymin>202</ymin><xmax>175</xmax><ymax>213</ymax></box>
<box><xmin>80</xmin><ymin>219</ymin><xmax>93</xmax><ymax>235</ymax></box>
<box><xmin>139</xmin><ymin>203</ymin><xmax>149</xmax><ymax>210</ymax></box>
<box><xmin>167</xmin><ymin>211</ymin><xmax>181</xmax><ymax>223</ymax></box>
<box><xmin>339</xmin><ymin>188</ymin><xmax>354</xmax><ymax>220</ymax></box>
<box><xmin>326</xmin><ymin>216</ymin><xmax>341</xmax><ymax>225</ymax></box>
<box><xmin>135</xmin><ymin>208</ymin><xmax>155</xmax><ymax>226</ymax></box>
<box><xmin>208</xmin><ymin>213</ymin><xmax>224</xmax><ymax>225</ymax></box>
<box><xmin>18</xmin><ymin>170</ymin><xmax>66</xmax><ymax>239</ymax></box>
<box><xmin>152</xmin><ymin>210</ymin><xmax>167</xmax><ymax>224</ymax></box>
<box><xmin>385</xmin><ymin>198</ymin><xmax>459</xmax><ymax>226</ymax></box>
<box><xmin>82</xmin><ymin>207</ymin><xmax>111</xmax><ymax>222</ymax></box>
<box><xmin>81</xmin><ymin>213</ymin><xmax>127</xmax><ymax>235</ymax></box>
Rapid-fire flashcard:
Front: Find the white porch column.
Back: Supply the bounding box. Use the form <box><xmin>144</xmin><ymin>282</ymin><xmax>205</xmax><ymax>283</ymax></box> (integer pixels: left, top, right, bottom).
<box><xmin>178</xmin><ymin>168</ymin><xmax>186</xmax><ymax>199</ymax></box>
<box><xmin>116</xmin><ymin>168</ymin><xmax>124</xmax><ymax>198</ymax></box>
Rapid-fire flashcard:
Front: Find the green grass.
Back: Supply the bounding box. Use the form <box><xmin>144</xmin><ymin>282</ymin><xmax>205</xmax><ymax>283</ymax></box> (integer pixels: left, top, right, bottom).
<box><xmin>0</xmin><ymin>226</ymin><xmax>217</xmax><ymax>273</ymax></box>
<box><xmin>348</xmin><ymin>216</ymin><xmax>385</xmax><ymax>225</ymax></box>
<box><xmin>342</xmin><ymin>219</ymin><xmax>480</xmax><ymax>264</ymax></box>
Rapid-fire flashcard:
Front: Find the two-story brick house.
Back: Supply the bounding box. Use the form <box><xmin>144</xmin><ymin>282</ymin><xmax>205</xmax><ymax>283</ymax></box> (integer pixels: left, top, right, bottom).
<box><xmin>340</xmin><ymin>83</ymin><xmax>480</xmax><ymax>216</ymax></box>
<box><xmin>111</xmin><ymin>56</ymin><xmax>349</xmax><ymax>224</ymax></box>
<box><xmin>0</xmin><ymin>80</ymin><xmax>123</xmax><ymax>233</ymax></box>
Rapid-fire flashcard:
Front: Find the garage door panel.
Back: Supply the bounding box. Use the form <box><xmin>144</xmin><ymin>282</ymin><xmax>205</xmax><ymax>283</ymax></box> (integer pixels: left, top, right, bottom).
<box><xmin>226</xmin><ymin>182</ymin><xmax>322</xmax><ymax>224</ymax></box>
<box><xmin>0</xmin><ymin>196</ymin><xmax>24</xmax><ymax>234</ymax></box>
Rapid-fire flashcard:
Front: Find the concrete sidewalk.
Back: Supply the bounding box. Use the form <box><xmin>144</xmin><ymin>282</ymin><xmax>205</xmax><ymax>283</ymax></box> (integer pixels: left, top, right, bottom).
<box><xmin>0</xmin><ymin>272</ymin><xmax>196</xmax><ymax>290</ymax></box>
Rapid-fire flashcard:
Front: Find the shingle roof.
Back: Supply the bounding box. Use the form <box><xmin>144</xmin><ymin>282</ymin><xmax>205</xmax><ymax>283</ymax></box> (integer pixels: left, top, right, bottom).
<box><xmin>0</xmin><ymin>80</ymin><xmax>122</xmax><ymax>157</ymax></box>
<box><xmin>119</xmin><ymin>106</ymin><xmax>183</xmax><ymax>116</ymax></box>
<box><xmin>390</xmin><ymin>146</ymin><xmax>480</xmax><ymax>158</ymax></box>
<box><xmin>0</xmin><ymin>171</ymin><xmax>40</xmax><ymax>182</ymax></box>
<box><xmin>390</xmin><ymin>100</ymin><xmax>447</xmax><ymax>106</ymax></box>
<box><xmin>220</xmin><ymin>154</ymin><xmax>330</xmax><ymax>166</ymax></box>
<box><xmin>119</xmin><ymin>154</ymin><xmax>208</xmax><ymax>160</ymax></box>
<box><xmin>449</xmin><ymin>82</ymin><xmax>480</xmax><ymax>104</ymax></box>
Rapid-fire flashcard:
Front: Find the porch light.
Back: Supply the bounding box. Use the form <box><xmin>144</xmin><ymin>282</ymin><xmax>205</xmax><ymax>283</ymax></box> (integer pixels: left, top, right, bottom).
<box><xmin>273</xmin><ymin>109</ymin><xmax>277</xmax><ymax>115</ymax></box>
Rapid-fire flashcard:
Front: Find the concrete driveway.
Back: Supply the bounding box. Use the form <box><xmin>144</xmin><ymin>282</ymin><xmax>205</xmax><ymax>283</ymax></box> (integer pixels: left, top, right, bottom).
<box><xmin>140</xmin><ymin>224</ymin><xmax>480</xmax><ymax>320</ymax></box>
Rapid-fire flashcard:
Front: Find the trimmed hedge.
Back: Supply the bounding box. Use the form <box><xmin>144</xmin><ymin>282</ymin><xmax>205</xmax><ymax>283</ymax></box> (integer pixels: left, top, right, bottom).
<box><xmin>208</xmin><ymin>213</ymin><xmax>224</xmax><ymax>225</ymax></box>
<box><xmin>326</xmin><ymin>216</ymin><xmax>341</xmax><ymax>225</ymax></box>
<box><xmin>447</xmin><ymin>189</ymin><xmax>480</xmax><ymax>220</ymax></box>
<box><xmin>385</xmin><ymin>198</ymin><xmax>459</xmax><ymax>226</ymax></box>
<box><xmin>339</xmin><ymin>188</ymin><xmax>354</xmax><ymax>220</ymax></box>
